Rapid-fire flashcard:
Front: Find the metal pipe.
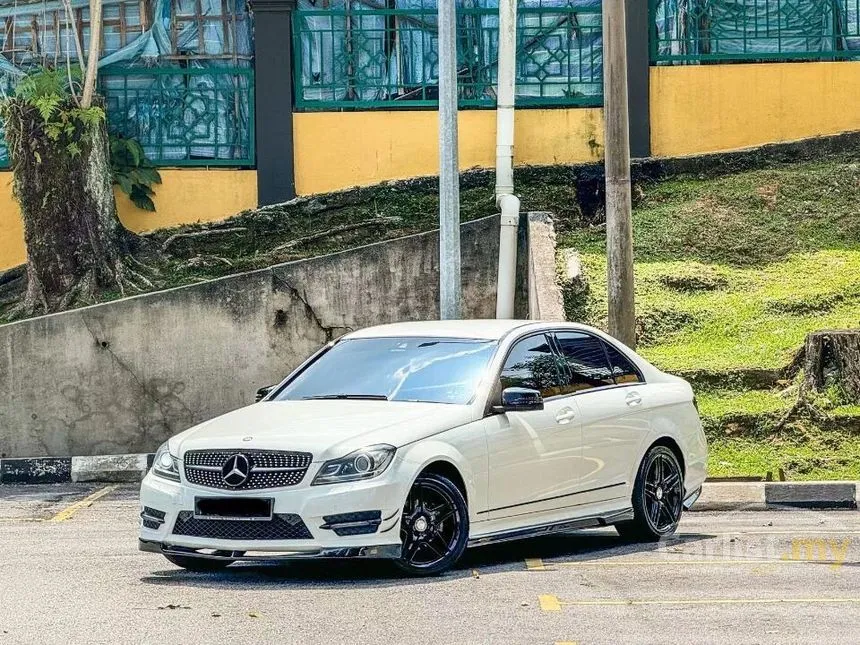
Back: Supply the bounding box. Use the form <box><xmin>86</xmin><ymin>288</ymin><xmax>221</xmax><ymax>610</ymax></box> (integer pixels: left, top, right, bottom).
<box><xmin>495</xmin><ymin>0</ymin><xmax>520</xmax><ymax>319</ymax></box>
<box><xmin>496</xmin><ymin>194</ymin><xmax>521</xmax><ymax>319</ymax></box>
<box><xmin>438</xmin><ymin>0</ymin><xmax>461</xmax><ymax>320</ymax></box>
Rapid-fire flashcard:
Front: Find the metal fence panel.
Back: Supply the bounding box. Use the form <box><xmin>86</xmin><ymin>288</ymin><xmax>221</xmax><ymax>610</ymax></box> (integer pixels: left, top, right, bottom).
<box><xmin>0</xmin><ymin>66</ymin><xmax>254</xmax><ymax>169</ymax></box>
<box><xmin>293</xmin><ymin>0</ymin><xmax>604</xmax><ymax>110</ymax></box>
<box><xmin>651</xmin><ymin>0</ymin><xmax>860</xmax><ymax>63</ymax></box>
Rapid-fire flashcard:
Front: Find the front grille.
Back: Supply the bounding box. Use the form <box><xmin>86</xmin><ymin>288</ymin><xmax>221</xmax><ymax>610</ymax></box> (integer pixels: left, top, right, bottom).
<box><xmin>183</xmin><ymin>449</ymin><xmax>312</xmax><ymax>490</ymax></box>
<box><xmin>172</xmin><ymin>511</ymin><xmax>313</xmax><ymax>540</ymax></box>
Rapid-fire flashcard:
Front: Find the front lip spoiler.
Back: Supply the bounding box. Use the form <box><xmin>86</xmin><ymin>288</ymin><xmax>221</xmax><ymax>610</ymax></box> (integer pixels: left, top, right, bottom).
<box><xmin>139</xmin><ymin>539</ymin><xmax>401</xmax><ymax>561</ymax></box>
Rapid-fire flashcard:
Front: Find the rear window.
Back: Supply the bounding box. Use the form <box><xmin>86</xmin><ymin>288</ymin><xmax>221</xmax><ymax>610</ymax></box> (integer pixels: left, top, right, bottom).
<box><xmin>604</xmin><ymin>343</ymin><xmax>643</xmax><ymax>384</ymax></box>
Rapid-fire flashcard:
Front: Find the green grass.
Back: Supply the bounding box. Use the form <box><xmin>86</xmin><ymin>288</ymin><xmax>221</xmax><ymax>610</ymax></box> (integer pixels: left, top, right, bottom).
<box><xmin>576</xmin><ymin>250</ymin><xmax>860</xmax><ymax>373</ymax></box>
<box><xmin>708</xmin><ymin>435</ymin><xmax>860</xmax><ymax>481</ymax></box>
<box><xmin>697</xmin><ymin>389</ymin><xmax>790</xmax><ymax>419</ymax></box>
<box><xmin>558</xmin><ymin>158</ymin><xmax>860</xmax><ymax>480</ymax></box>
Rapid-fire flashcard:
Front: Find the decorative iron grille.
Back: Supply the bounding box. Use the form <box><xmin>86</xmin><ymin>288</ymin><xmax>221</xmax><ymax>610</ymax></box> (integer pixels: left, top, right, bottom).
<box><xmin>100</xmin><ymin>66</ymin><xmax>255</xmax><ymax>166</ymax></box>
<box><xmin>650</xmin><ymin>0</ymin><xmax>860</xmax><ymax>63</ymax></box>
<box><xmin>292</xmin><ymin>0</ymin><xmax>604</xmax><ymax>110</ymax></box>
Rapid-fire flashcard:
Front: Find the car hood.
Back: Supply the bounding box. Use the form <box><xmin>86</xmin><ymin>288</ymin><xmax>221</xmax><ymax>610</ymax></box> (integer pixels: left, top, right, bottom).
<box><xmin>170</xmin><ymin>400</ymin><xmax>475</xmax><ymax>461</ymax></box>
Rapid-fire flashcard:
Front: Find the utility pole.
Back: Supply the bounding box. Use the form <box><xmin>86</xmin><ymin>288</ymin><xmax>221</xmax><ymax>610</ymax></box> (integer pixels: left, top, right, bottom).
<box><xmin>438</xmin><ymin>0</ymin><xmax>461</xmax><ymax>320</ymax></box>
<box><xmin>602</xmin><ymin>0</ymin><xmax>636</xmax><ymax>347</ymax></box>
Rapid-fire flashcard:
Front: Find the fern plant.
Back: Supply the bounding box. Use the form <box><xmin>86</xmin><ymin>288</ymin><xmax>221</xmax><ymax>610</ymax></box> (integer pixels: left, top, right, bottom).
<box><xmin>2</xmin><ymin>66</ymin><xmax>161</xmax><ymax>211</ymax></box>
<box><xmin>110</xmin><ymin>134</ymin><xmax>162</xmax><ymax>212</ymax></box>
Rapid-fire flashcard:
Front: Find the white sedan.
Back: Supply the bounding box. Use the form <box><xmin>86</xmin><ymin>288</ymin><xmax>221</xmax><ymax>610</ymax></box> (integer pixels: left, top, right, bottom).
<box><xmin>139</xmin><ymin>320</ymin><xmax>707</xmax><ymax>575</ymax></box>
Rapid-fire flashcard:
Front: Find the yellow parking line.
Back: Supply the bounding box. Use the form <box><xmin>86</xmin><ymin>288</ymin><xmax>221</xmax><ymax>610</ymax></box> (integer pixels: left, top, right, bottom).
<box><xmin>539</xmin><ymin>595</ymin><xmax>563</xmax><ymax>612</ymax></box>
<box><xmin>553</xmin><ymin>559</ymin><xmax>847</xmax><ymax>567</ymax></box>
<box><xmin>48</xmin><ymin>485</ymin><xmax>118</xmax><ymax>522</ymax></box>
<box><xmin>679</xmin><ymin>530</ymin><xmax>860</xmax><ymax>536</ymax></box>
<box><xmin>540</xmin><ymin>595</ymin><xmax>860</xmax><ymax>609</ymax></box>
<box><xmin>526</xmin><ymin>558</ymin><xmax>549</xmax><ymax>571</ymax></box>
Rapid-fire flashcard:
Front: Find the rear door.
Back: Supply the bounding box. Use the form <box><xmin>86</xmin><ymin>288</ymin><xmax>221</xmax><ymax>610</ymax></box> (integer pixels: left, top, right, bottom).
<box><xmin>484</xmin><ymin>333</ymin><xmax>584</xmax><ymax>519</ymax></box>
<box><xmin>553</xmin><ymin>332</ymin><xmax>650</xmax><ymax>505</ymax></box>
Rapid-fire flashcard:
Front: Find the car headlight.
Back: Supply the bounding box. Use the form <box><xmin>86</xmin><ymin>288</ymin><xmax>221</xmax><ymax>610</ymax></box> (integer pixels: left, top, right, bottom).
<box><xmin>311</xmin><ymin>444</ymin><xmax>396</xmax><ymax>486</ymax></box>
<box><xmin>152</xmin><ymin>442</ymin><xmax>180</xmax><ymax>482</ymax></box>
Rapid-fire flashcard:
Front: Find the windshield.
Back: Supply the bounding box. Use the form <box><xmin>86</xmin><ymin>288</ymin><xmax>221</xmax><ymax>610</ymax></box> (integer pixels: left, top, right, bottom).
<box><xmin>274</xmin><ymin>337</ymin><xmax>498</xmax><ymax>405</ymax></box>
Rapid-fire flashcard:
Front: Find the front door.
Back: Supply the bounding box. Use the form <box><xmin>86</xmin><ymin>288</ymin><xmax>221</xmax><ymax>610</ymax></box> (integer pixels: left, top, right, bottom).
<box><xmin>484</xmin><ymin>333</ymin><xmax>584</xmax><ymax>520</ymax></box>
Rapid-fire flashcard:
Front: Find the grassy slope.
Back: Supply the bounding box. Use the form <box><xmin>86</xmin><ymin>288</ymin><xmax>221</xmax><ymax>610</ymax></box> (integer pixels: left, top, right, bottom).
<box><xmin>559</xmin><ymin>158</ymin><xmax>860</xmax><ymax>480</ymax></box>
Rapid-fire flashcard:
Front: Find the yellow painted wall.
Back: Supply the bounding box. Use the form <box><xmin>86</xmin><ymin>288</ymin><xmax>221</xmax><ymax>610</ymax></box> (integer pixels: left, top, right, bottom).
<box><xmin>650</xmin><ymin>61</ymin><xmax>860</xmax><ymax>157</ymax></box>
<box><xmin>0</xmin><ymin>169</ymin><xmax>257</xmax><ymax>271</ymax></box>
<box><xmin>293</xmin><ymin>108</ymin><xmax>605</xmax><ymax>195</ymax></box>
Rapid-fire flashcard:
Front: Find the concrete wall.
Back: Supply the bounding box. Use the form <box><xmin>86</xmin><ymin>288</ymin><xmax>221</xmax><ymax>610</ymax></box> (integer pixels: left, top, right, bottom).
<box><xmin>0</xmin><ymin>169</ymin><xmax>258</xmax><ymax>271</ymax></box>
<box><xmin>0</xmin><ymin>214</ymin><xmax>509</xmax><ymax>458</ymax></box>
<box><xmin>650</xmin><ymin>62</ymin><xmax>860</xmax><ymax>157</ymax></box>
<box><xmin>292</xmin><ymin>108</ymin><xmax>605</xmax><ymax>195</ymax></box>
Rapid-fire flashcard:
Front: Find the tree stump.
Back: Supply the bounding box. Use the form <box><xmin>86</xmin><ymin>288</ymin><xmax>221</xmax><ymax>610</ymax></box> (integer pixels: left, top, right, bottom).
<box><xmin>802</xmin><ymin>330</ymin><xmax>860</xmax><ymax>403</ymax></box>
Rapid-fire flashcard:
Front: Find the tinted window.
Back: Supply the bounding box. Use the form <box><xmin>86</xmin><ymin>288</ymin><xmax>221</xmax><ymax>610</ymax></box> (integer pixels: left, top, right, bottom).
<box><xmin>605</xmin><ymin>343</ymin><xmax>643</xmax><ymax>384</ymax></box>
<box><xmin>554</xmin><ymin>332</ymin><xmax>615</xmax><ymax>393</ymax></box>
<box><xmin>275</xmin><ymin>337</ymin><xmax>497</xmax><ymax>405</ymax></box>
<box><xmin>500</xmin><ymin>335</ymin><xmax>566</xmax><ymax>398</ymax></box>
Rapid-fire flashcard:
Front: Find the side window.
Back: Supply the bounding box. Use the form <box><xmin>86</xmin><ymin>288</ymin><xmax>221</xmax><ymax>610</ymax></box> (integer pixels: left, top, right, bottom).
<box><xmin>500</xmin><ymin>335</ymin><xmax>566</xmax><ymax>399</ymax></box>
<box><xmin>554</xmin><ymin>332</ymin><xmax>615</xmax><ymax>393</ymax></box>
<box><xmin>604</xmin><ymin>342</ymin><xmax>643</xmax><ymax>384</ymax></box>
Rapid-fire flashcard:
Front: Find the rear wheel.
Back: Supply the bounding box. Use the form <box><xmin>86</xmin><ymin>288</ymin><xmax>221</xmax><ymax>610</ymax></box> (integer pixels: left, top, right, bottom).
<box><xmin>164</xmin><ymin>553</ymin><xmax>234</xmax><ymax>572</ymax></box>
<box><xmin>394</xmin><ymin>472</ymin><xmax>469</xmax><ymax>576</ymax></box>
<box><xmin>616</xmin><ymin>445</ymin><xmax>684</xmax><ymax>542</ymax></box>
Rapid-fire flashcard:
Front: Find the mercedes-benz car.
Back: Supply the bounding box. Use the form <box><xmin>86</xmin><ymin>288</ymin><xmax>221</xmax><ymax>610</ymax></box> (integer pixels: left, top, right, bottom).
<box><xmin>139</xmin><ymin>320</ymin><xmax>707</xmax><ymax>575</ymax></box>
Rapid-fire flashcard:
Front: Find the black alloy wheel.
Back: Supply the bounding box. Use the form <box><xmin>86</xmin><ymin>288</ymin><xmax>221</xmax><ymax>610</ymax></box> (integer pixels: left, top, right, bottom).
<box><xmin>395</xmin><ymin>472</ymin><xmax>469</xmax><ymax>576</ymax></box>
<box><xmin>616</xmin><ymin>445</ymin><xmax>684</xmax><ymax>542</ymax></box>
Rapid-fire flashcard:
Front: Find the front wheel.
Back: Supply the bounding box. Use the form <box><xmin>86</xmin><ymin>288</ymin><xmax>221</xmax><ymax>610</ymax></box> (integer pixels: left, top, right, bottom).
<box><xmin>616</xmin><ymin>445</ymin><xmax>684</xmax><ymax>542</ymax></box>
<box><xmin>394</xmin><ymin>472</ymin><xmax>469</xmax><ymax>576</ymax></box>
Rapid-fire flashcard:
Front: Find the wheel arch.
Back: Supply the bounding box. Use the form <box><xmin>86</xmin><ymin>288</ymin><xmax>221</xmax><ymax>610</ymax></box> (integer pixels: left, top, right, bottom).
<box><xmin>417</xmin><ymin>460</ymin><xmax>468</xmax><ymax>505</ymax></box>
<box><xmin>648</xmin><ymin>436</ymin><xmax>686</xmax><ymax>477</ymax></box>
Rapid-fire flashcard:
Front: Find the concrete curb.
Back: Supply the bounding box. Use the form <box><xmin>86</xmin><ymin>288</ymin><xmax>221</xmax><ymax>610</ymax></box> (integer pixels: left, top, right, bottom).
<box><xmin>0</xmin><ymin>454</ymin><xmax>153</xmax><ymax>485</ymax></box>
<box><xmin>0</xmin><ymin>455</ymin><xmax>858</xmax><ymax>511</ymax></box>
<box><xmin>692</xmin><ymin>481</ymin><xmax>859</xmax><ymax>512</ymax></box>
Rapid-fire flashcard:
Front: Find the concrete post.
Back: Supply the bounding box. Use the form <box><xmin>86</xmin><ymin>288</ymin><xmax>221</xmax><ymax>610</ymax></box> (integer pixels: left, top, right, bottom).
<box><xmin>438</xmin><ymin>0</ymin><xmax>461</xmax><ymax>320</ymax></box>
<box><xmin>249</xmin><ymin>0</ymin><xmax>297</xmax><ymax>206</ymax></box>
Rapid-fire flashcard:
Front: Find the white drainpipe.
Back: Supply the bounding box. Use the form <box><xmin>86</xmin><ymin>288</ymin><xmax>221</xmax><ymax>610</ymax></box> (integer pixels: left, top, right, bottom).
<box><xmin>495</xmin><ymin>0</ymin><xmax>520</xmax><ymax>319</ymax></box>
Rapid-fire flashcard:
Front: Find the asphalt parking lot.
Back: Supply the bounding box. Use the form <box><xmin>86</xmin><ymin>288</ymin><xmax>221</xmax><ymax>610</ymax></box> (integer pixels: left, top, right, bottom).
<box><xmin>1</xmin><ymin>484</ymin><xmax>858</xmax><ymax>644</ymax></box>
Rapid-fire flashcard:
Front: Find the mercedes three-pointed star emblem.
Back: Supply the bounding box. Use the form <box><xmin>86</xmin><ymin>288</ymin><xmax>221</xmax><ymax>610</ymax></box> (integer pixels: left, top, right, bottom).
<box><xmin>221</xmin><ymin>453</ymin><xmax>251</xmax><ymax>487</ymax></box>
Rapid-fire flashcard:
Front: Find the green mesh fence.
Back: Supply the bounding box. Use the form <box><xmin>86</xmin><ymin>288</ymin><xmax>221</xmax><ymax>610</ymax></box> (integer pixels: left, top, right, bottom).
<box><xmin>0</xmin><ymin>66</ymin><xmax>254</xmax><ymax>169</ymax></box>
<box><xmin>651</xmin><ymin>0</ymin><xmax>860</xmax><ymax>63</ymax></box>
<box><xmin>293</xmin><ymin>0</ymin><xmax>604</xmax><ymax>110</ymax></box>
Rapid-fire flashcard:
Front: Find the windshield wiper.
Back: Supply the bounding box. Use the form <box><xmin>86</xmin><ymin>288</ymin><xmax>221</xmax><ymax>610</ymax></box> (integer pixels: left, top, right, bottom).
<box><xmin>302</xmin><ymin>394</ymin><xmax>389</xmax><ymax>401</ymax></box>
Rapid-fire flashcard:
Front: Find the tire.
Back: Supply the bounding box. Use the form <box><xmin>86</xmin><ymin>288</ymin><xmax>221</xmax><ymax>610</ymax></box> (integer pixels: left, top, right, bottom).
<box><xmin>616</xmin><ymin>445</ymin><xmax>684</xmax><ymax>543</ymax></box>
<box><xmin>164</xmin><ymin>553</ymin><xmax>234</xmax><ymax>572</ymax></box>
<box><xmin>394</xmin><ymin>472</ymin><xmax>469</xmax><ymax>576</ymax></box>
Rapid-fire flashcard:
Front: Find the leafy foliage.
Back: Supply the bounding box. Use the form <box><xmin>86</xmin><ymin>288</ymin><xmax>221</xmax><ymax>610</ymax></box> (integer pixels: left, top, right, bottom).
<box><xmin>1</xmin><ymin>67</ymin><xmax>104</xmax><ymax>158</ymax></box>
<box><xmin>2</xmin><ymin>66</ymin><xmax>160</xmax><ymax>211</ymax></box>
<box><xmin>110</xmin><ymin>135</ymin><xmax>162</xmax><ymax>211</ymax></box>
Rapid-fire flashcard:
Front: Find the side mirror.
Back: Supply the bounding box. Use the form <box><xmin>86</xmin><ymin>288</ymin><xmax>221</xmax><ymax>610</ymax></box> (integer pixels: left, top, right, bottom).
<box><xmin>493</xmin><ymin>387</ymin><xmax>544</xmax><ymax>413</ymax></box>
<box><xmin>255</xmin><ymin>385</ymin><xmax>275</xmax><ymax>403</ymax></box>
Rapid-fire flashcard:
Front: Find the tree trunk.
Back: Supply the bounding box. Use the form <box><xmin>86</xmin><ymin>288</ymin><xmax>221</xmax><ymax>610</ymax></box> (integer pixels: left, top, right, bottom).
<box><xmin>3</xmin><ymin>98</ymin><xmax>134</xmax><ymax>314</ymax></box>
<box><xmin>802</xmin><ymin>330</ymin><xmax>860</xmax><ymax>403</ymax></box>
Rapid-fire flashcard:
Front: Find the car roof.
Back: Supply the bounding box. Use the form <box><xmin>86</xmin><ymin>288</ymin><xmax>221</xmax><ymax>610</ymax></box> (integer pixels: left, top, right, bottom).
<box><xmin>342</xmin><ymin>319</ymin><xmax>588</xmax><ymax>341</ymax></box>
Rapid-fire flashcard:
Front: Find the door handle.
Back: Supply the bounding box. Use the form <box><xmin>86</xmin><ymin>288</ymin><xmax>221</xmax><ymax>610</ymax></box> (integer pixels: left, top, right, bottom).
<box><xmin>555</xmin><ymin>407</ymin><xmax>576</xmax><ymax>425</ymax></box>
<box><xmin>626</xmin><ymin>392</ymin><xmax>642</xmax><ymax>407</ymax></box>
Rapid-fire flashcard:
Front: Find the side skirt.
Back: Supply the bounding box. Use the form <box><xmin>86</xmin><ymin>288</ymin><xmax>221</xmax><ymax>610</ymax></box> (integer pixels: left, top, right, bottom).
<box><xmin>467</xmin><ymin>508</ymin><xmax>634</xmax><ymax>548</ymax></box>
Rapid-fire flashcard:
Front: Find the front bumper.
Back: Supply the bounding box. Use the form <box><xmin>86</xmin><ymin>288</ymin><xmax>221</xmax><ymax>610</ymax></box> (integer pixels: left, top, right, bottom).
<box><xmin>139</xmin><ymin>538</ymin><xmax>401</xmax><ymax>560</ymax></box>
<box><xmin>138</xmin><ymin>466</ymin><xmax>407</xmax><ymax>559</ymax></box>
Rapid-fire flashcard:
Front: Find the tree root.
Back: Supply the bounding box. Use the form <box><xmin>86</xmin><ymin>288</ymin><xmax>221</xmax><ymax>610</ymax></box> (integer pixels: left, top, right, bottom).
<box><xmin>268</xmin><ymin>217</ymin><xmax>401</xmax><ymax>255</ymax></box>
<box><xmin>773</xmin><ymin>388</ymin><xmax>831</xmax><ymax>433</ymax></box>
<box><xmin>161</xmin><ymin>227</ymin><xmax>248</xmax><ymax>253</ymax></box>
